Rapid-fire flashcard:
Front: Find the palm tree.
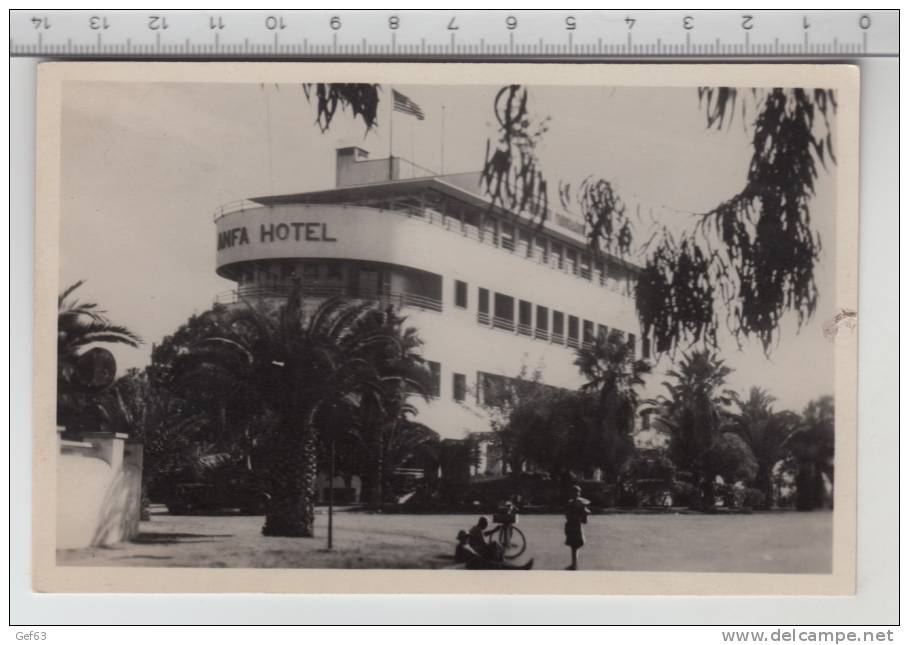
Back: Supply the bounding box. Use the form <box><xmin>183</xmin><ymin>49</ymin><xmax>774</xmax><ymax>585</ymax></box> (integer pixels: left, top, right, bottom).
<box><xmin>101</xmin><ymin>369</ymin><xmax>207</xmax><ymax>515</ymax></box>
<box><xmin>344</xmin><ymin>398</ymin><xmax>439</xmax><ymax>505</ymax></box>
<box><xmin>656</xmin><ymin>350</ymin><xmax>738</xmax><ymax>508</ymax></box>
<box><xmin>574</xmin><ymin>328</ymin><xmax>652</xmax><ymax>482</ymax></box>
<box><xmin>338</xmin><ymin>306</ymin><xmax>433</xmax><ymax>507</ymax></box>
<box><xmin>179</xmin><ymin>284</ymin><xmax>423</xmax><ymax>537</ymax></box>
<box><xmin>57</xmin><ymin>281</ymin><xmax>141</xmax><ymax>425</ymax></box>
<box><xmin>728</xmin><ymin>387</ymin><xmax>800</xmax><ymax>509</ymax></box>
<box><xmin>58</xmin><ymin>281</ymin><xmax>142</xmax><ymax>366</ymax></box>
<box><xmin>784</xmin><ymin>396</ymin><xmax>835</xmax><ymax>511</ymax></box>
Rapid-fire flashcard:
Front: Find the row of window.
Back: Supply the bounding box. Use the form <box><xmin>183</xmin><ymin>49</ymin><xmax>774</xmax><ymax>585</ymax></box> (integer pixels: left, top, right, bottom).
<box><xmin>453</xmin><ymin>279</ymin><xmax>648</xmax><ymax>358</ymax></box>
<box><xmin>427</xmin><ymin>368</ymin><xmax>560</xmax><ymax>407</ymax></box>
<box><xmin>421</xmin><ymin>365</ymin><xmax>485</xmax><ymax>404</ymax></box>
<box><xmin>376</xmin><ymin>187</ymin><xmax>632</xmax><ymax>291</ymax></box>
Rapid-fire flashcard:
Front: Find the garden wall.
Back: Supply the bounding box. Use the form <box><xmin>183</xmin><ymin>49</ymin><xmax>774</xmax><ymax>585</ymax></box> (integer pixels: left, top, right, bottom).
<box><xmin>57</xmin><ymin>428</ymin><xmax>143</xmax><ymax>549</ymax></box>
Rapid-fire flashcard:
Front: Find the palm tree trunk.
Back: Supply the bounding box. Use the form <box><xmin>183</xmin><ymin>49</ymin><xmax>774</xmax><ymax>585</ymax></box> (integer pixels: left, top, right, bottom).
<box><xmin>262</xmin><ymin>423</ymin><xmax>317</xmax><ymax>537</ymax></box>
<box><xmin>755</xmin><ymin>465</ymin><xmax>774</xmax><ymax>510</ymax></box>
<box><xmin>795</xmin><ymin>460</ymin><xmax>817</xmax><ymax>511</ymax></box>
<box><xmin>369</xmin><ymin>432</ymin><xmax>384</xmax><ymax>509</ymax></box>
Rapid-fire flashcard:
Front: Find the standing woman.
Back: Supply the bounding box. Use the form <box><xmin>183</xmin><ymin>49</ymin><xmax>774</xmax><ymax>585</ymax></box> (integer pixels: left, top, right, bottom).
<box><xmin>564</xmin><ymin>484</ymin><xmax>590</xmax><ymax>570</ymax></box>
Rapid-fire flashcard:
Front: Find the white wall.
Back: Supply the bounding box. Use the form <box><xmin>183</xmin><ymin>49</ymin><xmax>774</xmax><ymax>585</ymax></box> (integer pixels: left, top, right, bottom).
<box><xmin>57</xmin><ymin>430</ymin><xmax>143</xmax><ymax>550</ymax></box>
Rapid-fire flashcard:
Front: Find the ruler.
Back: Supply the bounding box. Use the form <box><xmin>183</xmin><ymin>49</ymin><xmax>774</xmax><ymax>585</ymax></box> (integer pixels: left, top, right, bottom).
<box><xmin>10</xmin><ymin>10</ymin><xmax>899</xmax><ymax>59</ymax></box>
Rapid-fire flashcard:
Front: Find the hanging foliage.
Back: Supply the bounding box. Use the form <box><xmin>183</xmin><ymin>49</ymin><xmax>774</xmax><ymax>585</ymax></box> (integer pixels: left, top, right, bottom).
<box><xmin>636</xmin><ymin>234</ymin><xmax>720</xmax><ymax>354</ymax></box>
<box><xmin>480</xmin><ymin>85</ymin><xmax>550</xmax><ymax>224</ymax></box>
<box><xmin>637</xmin><ymin>87</ymin><xmax>835</xmax><ymax>355</ymax></box>
<box><xmin>302</xmin><ymin>83</ymin><xmax>380</xmax><ymax>132</ymax></box>
<box><xmin>577</xmin><ymin>176</ymin><xmax>633</xmax><ymax>258</ymax></box>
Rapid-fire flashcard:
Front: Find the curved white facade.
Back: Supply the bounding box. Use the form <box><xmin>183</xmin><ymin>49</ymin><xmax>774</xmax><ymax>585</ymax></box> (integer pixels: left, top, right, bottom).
<box><xmin>213</xmin><ymin>150</ymin><xmax>643</xmax><ymax>447</ymax></box>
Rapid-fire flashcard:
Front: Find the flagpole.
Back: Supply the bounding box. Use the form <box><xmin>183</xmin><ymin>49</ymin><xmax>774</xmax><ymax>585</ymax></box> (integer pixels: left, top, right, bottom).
<box><xmin>440</xmin><ymin>103</ymin><xmax>446</xmax><ymax>175</ymax></box>
<box><xmin>388</xmin><ymin>86</ymin><xmax>394</xmax><ymax>180</ymax></box>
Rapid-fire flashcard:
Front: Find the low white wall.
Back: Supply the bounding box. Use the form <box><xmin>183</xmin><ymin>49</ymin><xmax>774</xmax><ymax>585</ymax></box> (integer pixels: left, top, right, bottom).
<box><xmin>57</xmin><ymin>429</ymin><xmax>143</xmax><ymax>550</ymax></box>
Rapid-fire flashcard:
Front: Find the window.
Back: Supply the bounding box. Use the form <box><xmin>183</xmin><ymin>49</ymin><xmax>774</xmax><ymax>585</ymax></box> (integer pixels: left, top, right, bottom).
<box><xmin>567</xmin><ymin>315</ymin><xmax>580</xmax><ymax>348</ymax></box>
<box><xmin>597</xmin><ymin>324</ymin><xmax>609</xmax><ymax>341</ymax></box>
<box><xmin>427</xmin><ymin>361</ymin><xmax>441</xmax><ymax>398</ymax></box>
<box><xmin>482</xmin><ymin>218</ymin><xmax>498</xmax><ymax>246</ymax></box>
<box><xmin>477</xmin><ymin>371</ymin><xmax>507</xmax><ymax>406</ymax></box>
<box><xmin>580</xmin><ymin>254</ymin><xmax>591</xmax><ymax>280</ymax></box>
<box><xmin>478</xmin><ymin>288</ymin><xmax>490</xmax><ymax>325</ymax></box>
<box><xmin>627</xmin><ymin>333</ymin><xmax>637</xmax><ymax>359</ymax></box>
<box><xmin>326</xmin><ymin>262</ymin><xmax>343</xmax><ymax>280</ymax></box>
<box><xmin>642</xmin><ymin>334</ymin><xmax>651</xmax><ymax>360</ymax></box>
<box><xmin>534</xmin><ymin>236</ymin><xmax>549</xmax><ymax>264</ymax></box>
<box><xmin>302</xmin><ymin>263</ymin><xmax>319</xmax><ymax>279</ymax></box>
<box><xmin>566</xmin><ymin>248</ymin><xmax>578</xmax><ymax>275</ymax></box>
<box><xmin>552</xmin><ymin>311</ymin><xmax>565</xmax><ymax>343</ymax></box>
<box><xmin>452</xmin><ymin>373</ymin><xmax>467</xmax><ymax>402</ymax></box>
<box><xmin>596</xmin><ymin>260</ymin><xmax>607</xmax><ymax>286</ymax></box>
<box><xmin>501</xmin><ymin>223</ymin><xmax>515</xmax><ymax>251</ymax></box>
<box><xmin>493</xmin><ymin>293</ymin><xmax>515</xmax><ymax>331</ymax></box>
<box><xmin>518</xmin><ymin>229</ymin><xmax>532</xmax><ymax>257</ymax></box>
<box><xmin>518</xmin><ymin>300</ymin><xmax>533</xmax><ymax>336</ymax></box>
<box><xmin>551</xmin><ymin>243</ymin><xmax>564</xmax><ymax>269</ymax></box>
<box><xmin>535</xmin><ymin>305</ymin><xmax>549</xmax><ymax>340</ymax></box>
<box><xmin>455</xmin><ymin>280</ymin><xmax>468</xmax><ymax>309</ymax></box>
<box><xmin>583</xmin><ymin>320</ymin><xmax>595</xmax><ymax>347</ymax></box>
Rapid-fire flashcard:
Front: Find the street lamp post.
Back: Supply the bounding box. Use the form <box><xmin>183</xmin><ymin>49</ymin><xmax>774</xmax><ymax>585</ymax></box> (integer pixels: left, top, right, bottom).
<box><xmin>328</xmin><ymin>437</ymin><xmax>335</xmax><ymax>550</ymax></box>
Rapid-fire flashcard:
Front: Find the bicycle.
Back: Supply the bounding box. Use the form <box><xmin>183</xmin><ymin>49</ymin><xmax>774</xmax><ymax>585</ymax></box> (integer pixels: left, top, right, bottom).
<box><xmin>490</xmin><ymin>520</ymin><xmax>527</xmax><ymax>559</ymax></box>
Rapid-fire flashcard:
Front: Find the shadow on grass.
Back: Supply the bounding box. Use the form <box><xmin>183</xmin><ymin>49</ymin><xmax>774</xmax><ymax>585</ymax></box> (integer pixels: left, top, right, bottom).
<box><xmin>119</xmin><ymin>554</ymin><xmax>174</xmax><ymax>561</ymax></box>
<box><xmin>132</xmin><ymin>531</ymin><xmax>234</xmax><ymax>545</ymax></box>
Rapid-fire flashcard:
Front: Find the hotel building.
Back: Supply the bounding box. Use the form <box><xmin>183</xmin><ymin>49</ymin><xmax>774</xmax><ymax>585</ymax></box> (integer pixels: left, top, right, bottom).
<box><xmin>214</xmin><ymin>147</ymin><xmax>645</xmax><ymax>463</ymax></box>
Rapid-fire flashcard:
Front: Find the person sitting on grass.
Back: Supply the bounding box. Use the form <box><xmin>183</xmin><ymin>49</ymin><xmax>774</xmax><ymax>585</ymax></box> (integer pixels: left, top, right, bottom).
<box><xmin>468</xmin><ymin>516</ymin><xmax>502</xmax><ymax>562</ymax></box>
<box><xmin>455</xmin><ymin>530</ymin><xmax>534</xmax><ymax>570</ymax></box>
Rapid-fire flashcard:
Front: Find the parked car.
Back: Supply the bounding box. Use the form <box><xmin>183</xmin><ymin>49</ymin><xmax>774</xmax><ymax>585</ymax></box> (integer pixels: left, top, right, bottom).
<box><xmin>165</xmin><ymin>473</ymin><xmax>270</xmax><ymax>515</ymax></box>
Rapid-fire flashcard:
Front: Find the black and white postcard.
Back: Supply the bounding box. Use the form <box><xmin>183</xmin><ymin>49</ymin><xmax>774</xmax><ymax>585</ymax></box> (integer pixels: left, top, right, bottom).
<box><xmin>33</xmin><ymin>62</ymin><xmax>859</xmax><ymax>594</ymax></box>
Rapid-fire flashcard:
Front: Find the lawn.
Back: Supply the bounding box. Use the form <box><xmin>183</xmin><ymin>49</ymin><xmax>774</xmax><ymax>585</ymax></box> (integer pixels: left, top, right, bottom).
<box><xmin>58</xmin><ymin>507</ymin><xmax>832</xmax><ymax>573</ymax></box>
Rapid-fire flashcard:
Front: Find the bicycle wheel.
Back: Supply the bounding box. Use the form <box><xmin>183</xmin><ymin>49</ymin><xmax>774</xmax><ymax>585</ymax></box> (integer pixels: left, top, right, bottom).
<box><xmin>498</xmin><ymin>525</ymin><xmax>527</xmax><ymax>559</ymax></box>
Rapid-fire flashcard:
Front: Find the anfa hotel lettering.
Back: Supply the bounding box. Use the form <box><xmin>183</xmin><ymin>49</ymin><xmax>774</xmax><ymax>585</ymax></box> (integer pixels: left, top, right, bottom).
<box><xmin>217</xmin><ymin>222</ymin><xmax>338</xmax><ymax>250</ymax></box>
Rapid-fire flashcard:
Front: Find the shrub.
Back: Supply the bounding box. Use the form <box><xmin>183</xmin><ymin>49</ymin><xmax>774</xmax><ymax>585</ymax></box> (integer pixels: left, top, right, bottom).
<box><xmin>670</xmin><ymin>478</ymin><xmax>696</xmax><ymax>508</ymax></box>
<box><xmin>743</xmin><ymin>487</ymin><xmax>766</xmax><ymax>510</ymax></box>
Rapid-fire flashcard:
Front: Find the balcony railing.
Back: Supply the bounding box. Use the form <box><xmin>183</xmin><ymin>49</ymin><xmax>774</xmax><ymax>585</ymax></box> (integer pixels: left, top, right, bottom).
<box><xmin>517</xmin><ymin>322</ymin><xmax>533</xmax><ymax>337</ymax></box>
<box><xmin>492</xmin><ymin>316</ymin><xmax>515</xmax><ymax>332</ymax></box>
<box><xmin>215</xmin><ymin>283</ymin><xmax>443</xmax><ymax>312</ymax></box>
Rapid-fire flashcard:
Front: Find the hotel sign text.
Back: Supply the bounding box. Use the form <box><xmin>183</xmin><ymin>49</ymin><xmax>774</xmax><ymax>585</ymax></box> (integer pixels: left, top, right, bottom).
<box><xmin>217</xmin><ymin>222</ymin><xmax>337</xmax><ymax>250</ymax></box>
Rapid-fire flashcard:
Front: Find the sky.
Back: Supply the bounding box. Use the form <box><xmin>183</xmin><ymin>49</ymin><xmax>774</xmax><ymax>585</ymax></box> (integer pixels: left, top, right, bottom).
<box><xmin>60</xmin><ymin>80</ymin><xmax>837</xmax><ymax>413</ymax></box>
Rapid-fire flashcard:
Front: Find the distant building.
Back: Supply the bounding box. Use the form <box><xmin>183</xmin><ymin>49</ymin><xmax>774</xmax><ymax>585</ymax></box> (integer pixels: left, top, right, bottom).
<box><xmin>213</xmin><ymin>147</ymin><xmax>644</xmax><ymax>453</ymax></box>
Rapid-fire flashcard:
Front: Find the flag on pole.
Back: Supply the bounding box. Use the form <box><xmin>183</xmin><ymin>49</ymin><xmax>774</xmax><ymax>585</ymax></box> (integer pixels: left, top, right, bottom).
<box><xmin>392</xmin><ymin>90</ymin><xmax>425</xmax><ymax>120</ymax></box>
